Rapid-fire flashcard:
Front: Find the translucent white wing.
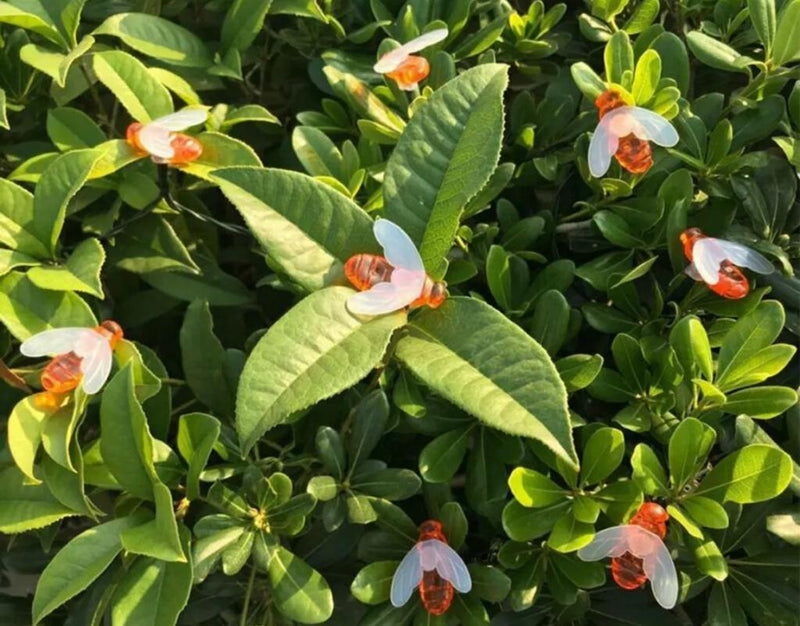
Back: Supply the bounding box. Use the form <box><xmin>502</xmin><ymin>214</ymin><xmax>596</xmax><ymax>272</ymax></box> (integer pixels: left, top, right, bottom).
<box><xmin>138</xmin><ymin>123</ymin><xmax>174</xmax><ymax>159</ymax></box>
<box><xmin>346</xmin><ymin>268</ymin><xmax>425</xmax><ymax>316</ymax></box>
<box><xmin>420</xmin><ymin>540</ymin><xmax>472</xmax><ymax>593</ymax></box>
<box><xmin>684</xmin><ymin>262</ymin><xmax>702</xmax><ymax>281</ymax></box>
<box><xmin>20</xmin><ymin>328</ymin><xmax>95</xmax><ymax>358</ymax></box>
<box><xmin>374</xmin><ymin>28</ymin><xmax>449</xmax><ymax>73</ymax></box>
<box><xmin>390</xmin><ymin>545</ymin><xmax>423</xmax><ymax>607</ymax></box>
<box><xmin>627</xmin><ymin>107</ymin><xmax>679</xmax><ymax>147</ymax></box>
<box><xmin>714</xmin><ymin>240</ymin><xmax>774</xmax><ymax>275</ymax></box>
<box><xmin>588</xmin><ymin>115</ymin><xmax>619</xmax><ymax>178</ymax></box>
<box><xmin>641</xmin><ymin>536</ymin><xmax>679</xmax><ymax>609</ymax></box>
<box><xmin>577</xmin><ymin>525</ymin><xmax>677</xmax><ymax>610</ymax></box>
<box><xmin>74</xmin><ymin>332</ymin><xmax>114</xmax><ymax>394</ymax></box>
<box><xmin>577</xmin><ymin>526</ymin><xmax>632</xmax><ymax>561</ymax></box>
<box><xmin>150</xmin><ymin>108</ymin><xmax>208</xmax><ymax>131</ymax></box>
<box><xmin>374</xmin><ymin>219</ymin><xmax>424</xmax><ymax>273</ymax></box>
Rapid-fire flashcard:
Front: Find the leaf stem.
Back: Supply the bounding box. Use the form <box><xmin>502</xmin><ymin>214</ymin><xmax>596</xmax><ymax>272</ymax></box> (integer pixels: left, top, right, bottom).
<box><xmin>240</xmin><ymin>565</ymin><xmax>257</xmax><ymax>626</ymax></box>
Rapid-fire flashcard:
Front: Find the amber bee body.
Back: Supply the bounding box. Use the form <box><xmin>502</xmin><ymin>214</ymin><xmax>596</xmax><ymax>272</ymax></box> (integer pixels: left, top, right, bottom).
<box><xmin>126</xmin><ymin>123</ymin><xmax>203</xmax><ymax>165</ymax></box>
<box><xmin>344</xmin><ymin>254</ymin><xmax>446</xmax><ymax>310</ymax></box>
<box><xmin>594</xmin><ymin>90</ymin><xmax>654</xmax><ymax>174</ymax></box>
<box><xmin>417</xmin><ymin>521</ymin><xmax>454</xmax><ymax>615</ymax></box>
<box><xmin>611</xmin><ymin>503</ymin><xmax>669</xmax><ymax>590</ymax></box>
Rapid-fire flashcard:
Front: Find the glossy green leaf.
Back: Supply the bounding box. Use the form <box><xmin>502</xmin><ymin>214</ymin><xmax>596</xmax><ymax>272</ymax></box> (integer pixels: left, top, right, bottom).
<box><xmin>92</xmin><ymin>50</ymin><xmax>173</xmax><ymax>122</ymax></box>
<box><xmin>773</xmin><ymin>0</ymin><xmax>800</xmax><ymax>65</ymax></box>
<box><xmin>0</xmin><ymin>466</ymin><xmax>74</xmax><ymax>533</ymax></box>
<box><xmin>177</xmin><ymin>412</ymin><xmax>220</xmax><ymax>500</ymax></box>
<box><xmin>28</xmin><ymin>237</ymin><xmax>105</xmax><ymax>298</ymax></box>
<box><xmin>695</xmin><ymin>444</ymin><xmax>792</xmax><ymax>503</ymax></box>
<box><xmin>581</xmin><ymin>427</ymin><xmax>625</xmax><ymax>485</ymax></box>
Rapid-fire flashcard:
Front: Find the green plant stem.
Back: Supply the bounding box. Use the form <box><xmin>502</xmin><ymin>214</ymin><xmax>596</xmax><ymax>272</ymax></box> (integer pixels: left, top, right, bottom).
<box><xmin>240</xmin><ymin>565</ymin><xmax>257</xmax><ymax>626</ymax></box>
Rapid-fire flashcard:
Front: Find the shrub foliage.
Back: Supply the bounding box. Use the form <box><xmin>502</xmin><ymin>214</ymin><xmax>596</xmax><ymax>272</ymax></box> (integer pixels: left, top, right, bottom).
<box><xmin>0</xmin><ymin>0</ymin><xmax>798</xmax><ymax>624</ymax></box>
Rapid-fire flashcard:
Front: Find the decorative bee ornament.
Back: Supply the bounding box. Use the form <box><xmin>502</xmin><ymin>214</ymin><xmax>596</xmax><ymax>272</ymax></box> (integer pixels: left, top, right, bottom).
<box><xmin>126</xmin><ymin>108</ymin><xmax>208</xmax><ymax>166</ymax></box>
<box><xmin>578</xmin><ymin>502</ymin><xmax>678</xmax><ymax>609</ymax></box>
<box><xmin>20</xmin><ymin>321</ymin><xmax>124</xmax><ymax>407</ymax></box>
<box><xmin>390</xmin><ymin>520</ymin><xmax>472</xmax><ymax>615</ymax></box>
<box><xmin>374</xmin><ymin>28</ymin><xmax>449</xmax><ymax>90</ymax></box>
<box><xmin>589</xmin><ymin>90</ymin><xmax>679</xmax><ymax>178</ymax></box>
<box><xmin>345</xmin><ymin>219</ymin><xmax>446</xmax><ymax>316</ymax></box>
<box><xmin>680</xmin><ymin>228</ymin><xmax>774</xmax><ymax>299</ymax></box>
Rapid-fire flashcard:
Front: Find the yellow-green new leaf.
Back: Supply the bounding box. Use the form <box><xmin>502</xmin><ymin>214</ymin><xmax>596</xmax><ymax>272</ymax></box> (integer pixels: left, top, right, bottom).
<box><xmin>28</xmin><ymin>237</ymin><xmax>105</xmax><ymax>298</ymax></box>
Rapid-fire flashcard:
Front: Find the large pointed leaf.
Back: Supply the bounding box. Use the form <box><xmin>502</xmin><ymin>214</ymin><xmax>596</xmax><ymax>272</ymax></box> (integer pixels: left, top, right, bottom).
<box><xmin>395</xmin><ymin>297</ymin><xmax>577</xmax><ymax>467</ymax></box>
<box><xmin>236</xmin><ymin>287</ymin><xmax>406</xmax><ymax>453</ymax></box>
<box><xmin>32</xmin><ymin>515</ymin><xmax>143</xmax><ymax>624</ymax></box>
<box><xmin>383</xmin><ymin>64</ymin><xmax>509</xmax><ymax>279</ymax></box>
<box><xmin>214</xmin><ymin>167</ymin><xmax>376</xmax><ymax>291</ymax></box>
<box><xmin>0</xmin><ymin>177</ymin><xmax>49</xmax><ymax>257</ymax></box>
<box><xmin>0</xmin><ymin>466</ymin><xmax>75</xmax><ymax>533</ymax></box>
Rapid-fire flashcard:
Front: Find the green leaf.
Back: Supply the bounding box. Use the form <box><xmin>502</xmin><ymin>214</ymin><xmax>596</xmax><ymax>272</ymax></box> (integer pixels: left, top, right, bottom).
<box><xmin>604</xmin><ymin>31</ymin><xmax>634</xmax><ymax>85</ymax></box>
<box><xmin>110</xmin><ymin>526</ymin><xmax>193</xmax><ymax>626</ymax></box>
<box><xmin>180</xmin><ymin>300</ymin><xmax>235</xmax><ymax>416</ymax></box>
<box><xmin>110</xmin><ymin>216</ymin><xmax>199</xmax><ymax>274</ymax></box>
<box><xmin>469</xmin><ymin>564</ymin><xmax>511</xmax><ymax>602</ymax></box>
<box><xmin>7</xmin><ymin>395</ymin><xmax>48</xmax><ymax>482</ymax></box>
<box><xmin>686</xmin><ymin>31</ymin><xmax>750</xmax><ymax>73</ymax></box>
<box><xmin>723</xmin><ymin>387</ymin><xmax>799</xmax><ymax>419</ymax></box>
<box><xmin>508</xmin><ymin>467</ymin><xmax>566</xmax><ymax>508</ymax></box>
<box><xmin>32</xmin><ymin>515</ymin><xmax>143</xmax><ymax>624</ymax></box>
<box><xmin>0</xmin><ymin>465</ymin><xmax>74</xmax><ymax>533</ymax></box>
<box><xmin>236</xmin><ymin>287</ymin><xmax>406</xmax><ymax>454</ymax></box>
<box><xmin>631</xmin><ymin>443</ymin><xmax>669</xmax><ymax>497</ymax></box>
<box><xmin>33</xmin><ymin>149</ymin><xmax>102</xmax><ymax>257</ymax></box>
<box><xmin>180</xmin><ymin>132</ymin><xmax>262</xmax><ymax>181</ymax></box>
<box><xmin>383</xmin><ymin>64</ymin><xmax>509</xmax><ymax>279</ymax></box>
<box><xmin>687</xmin><ymin>535</ymin><xmax>728</xmax><ymax>581</ymax></box>
<box><xmin>570</xmin><ymin>62</ymin><xmax>606</xmax><ymax>100</ymax></box>
<box><xmin>419</xmin><ymin>427</ymin><xmax>471</xmax><ymax>483</ymax></box>
<box><xmin>611</xmin><ymin>333</ymin><xmax>648</xmax><ymax>392</ymax></box>
<box><xmin>307</xmin><ymin>476</ymin><xmax>338</xmax><ymax>501</ymax></box>
<box><xmin>623</xmin><ymin>0</ymin><xmax>659</xmax><ymax>34</ymax></box>
<box><xmin>0</xmin><ymin>272</ymin><xmax>96</xmax><ymax>341</ymax></box>
<box><xmin>0</xmin><ymin>87</ymin><xmax>8</xmax><ymax>130</ymax></box>
<box><xmin>708</xmin><ymin>583</ymin><xmax>747</xmax><ymax>626</ymax></box>
<box><xmin>547</xmin><ymin>510</ymin><xmax>595</xmax><ymax>552</ymax></box>
<box><xmin>351</xmin><ymin>561</ymin><xmax>396</xmax><ymax>605</ymax></box>
<box><xmin>669</xmin><ymin>315</ymin><xmax>713</xmax><ymax>381</ymax></box>
<box><xmin>221</xmin><ymin>0</ymin><xmax>273</xmax><ymax>53</ymax></box>
<box><xmin>100</xmin><ymin>364</ymin><xmax>160</xmax><ymax>500</ymax></box>
<box><xmin>695</xmin><ymin>444</ymin><xmax>792</xmax><ymax>503</ymax></box>
<box><xmin>748</xmin><ymin>0</ymin><xmax>776</xmax><ymax>55</ymax></box>
<box><xmin>717</xmin><ymin>301</ymin><xmax>784</xmax><ymax>389</ymax></box>
<box><xmin>555</xmin><ymin>354</ymin><xmax>603</xmax><ymax>393</ymax></box>
<box><xmin>581</xmin><ymin>427</ymin><xmax>625</xmax><ymax>485</ymax></box>
<box><xmin>214</xmin><ymin>167</ymin><xmax>376</xmax><ymax>292</ymax></box>
<box><xmin>669</xmin><ymin>417</ymin><xmax>716</xmax><ymax>492</ymax></box>
<box><xmin>529</xmin><ymin>290</ymin><xmax>570</xmax><ymax>356</ymax></box>
<box><xmin>322</xmin><ymin>65</ymin><xmax>404</xmax><ymax>134</ymax></box>
<box><xmin>192</xmin><ymin>524</ymin><xmax>245</xmax><ymax>583</ymax></box>
<box><xmin>0</xmin><ymin>1</ymin><xmax>67</xmax><ymax>48</ymax></box>
<box><xmin>46</xmin><ymin>107</ymin><xmax>105</xmax><ymax>151</ymax></box>
<box><xmin>772</xmin><ymin>0</ymin><xmax>800</xmax><ymax>65</ymax></box>
<box><xmin>28</xmin><ymin>237</ymin><xmax>105</xmax><ymax>298</ymax></box>
<box><xmin>292</xmin><ymin>126</ymin><xmax>343</xmax><ymax>179</ymax></box>
<box><xmin>632</xmin><ymin>49</ymin><xmax>661</xmax><ymax>103</ymax></box>
<box><xmin>0</xmin><ymin>248</ymin><xmax>39</xmax><ymax>277</ymax></box>
<box><xmin>682</xmin><ymin>496</ymin><xmax>729</xmax><ymax>529</ymax></box>
<box><xmin>648</xmin><ymin>32</ymin><xmax>690</xmax><ymax>94</ymax></box>
<box><xmin>120</xmin><ymin>483</ymin><xmax>186</xmax><ymax>562</ymax></box>
<box><xmin>91</xmin><ymin>50</ymin><xmax>173</xmax><ymax>122</ymax></box>
<box><xmin>94</xmin><ymin>13</ymin><xmax>211</xmax><ymax>67</ymax></box>
<box><xmin>255</xmin><ymin>536</ymin><xmax>334</xmax><ymax>624</ymax></box>
<box><xmin>395</xmin><ymin>297</ymin><xmax>577</xmax><ymax>468</ymax></box>
<box><xmin>177</xmin><ymin>412</ymin><xmax>220</xmax><ymax>501</ymax></box>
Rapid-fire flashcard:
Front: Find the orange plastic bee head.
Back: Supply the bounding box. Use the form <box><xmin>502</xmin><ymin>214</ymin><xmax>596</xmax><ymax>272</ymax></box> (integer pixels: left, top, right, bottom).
<box><xmin>418</xmin><ymin>519</ymin><xmax>446</xmax><ymax>542</ymax></box>
<box><xmin>595</xmin><ymin>89</ymin><xmax>627</xmax><ymax>119</ymax></box>
<box><xmin>680</xmin><ymin>228</ymin><xmax>705</xmax><ymax>261</ymax></box>
<box><xmin>96</xmin><ymin>320</ymin><xmax>124</xmax><ymax>350</ymax></box>
<box><xmin>169</xmin><ymin>133</ymin><xmax>203</xmax><ymax>165</ymax></box>
<box><xmin>386</xmin><ymin>55</ymin><xmax>430</xmax><ymax>89</ymax></box>
<box><xmin>428</xmin><ymin>281</ymin><xmax>447</xmax><ymax>309</ymax></box>
<box><xmin>636</xmin><ymin>502</ymin><xmax>669</xmax><ymax>524</ymax></box>
<box><xmin>125</xmin><ymin>122</ymin><xmax>146</xmax><ymax>154</ymax></box>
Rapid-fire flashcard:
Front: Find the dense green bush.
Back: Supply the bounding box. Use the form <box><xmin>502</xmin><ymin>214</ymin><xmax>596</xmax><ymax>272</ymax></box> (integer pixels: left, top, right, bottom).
<box><xmin>0</xmin><ymin>0</ymin><xmax>798</xmax><ymax>624</ymax></box>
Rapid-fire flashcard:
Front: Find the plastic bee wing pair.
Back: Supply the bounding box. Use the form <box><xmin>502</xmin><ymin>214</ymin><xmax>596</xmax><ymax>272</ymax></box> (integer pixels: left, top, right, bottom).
<box><xmin>20</xmin><ymin>325</ymin><xmax>118</xmax><ymax>394</ymax></box>
<box><xmin>578</xmin><ymin>524</ymin><xmax>679</xmax><ymax>609</ymax></box>
<box><xmin>687</xmin><ymin>237</ymin><xmax>774</xmax><ymax>285</ymax></box>
<box><xmin>588</xmin><ymin>106</ymin><xmax>679</xmax><ymax>178</ymax></box>
<box><xmin>390</xmin><ymin>538</ymin><xmax>472</xmax><ymax>608</ymax></box>
<box><xmin>128</xmin><ymin>108</ymin><xmax>208</xmax><ymax>162</ymax></box>
<box><xmin>346</xmin><ymin>219</ymin><xmax>428</xmax><ymax>316</ymax></box>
